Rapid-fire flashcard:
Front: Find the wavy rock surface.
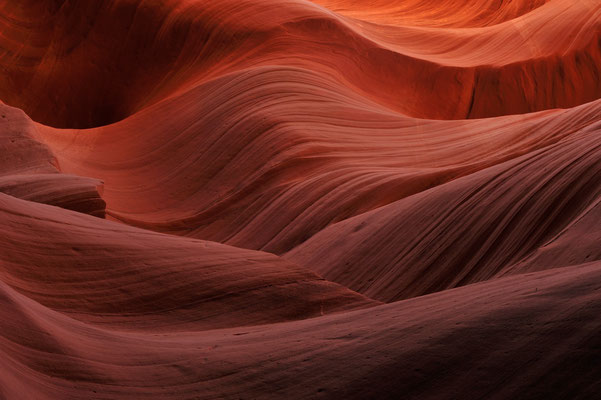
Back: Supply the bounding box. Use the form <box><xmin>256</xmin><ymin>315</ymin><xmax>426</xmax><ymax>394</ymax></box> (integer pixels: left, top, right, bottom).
<box><xmin>1</xmin><ymin>0</ymin><xmax>600</xmax><ymax>128</ymax></box>
<box><xmin>0</xmin><ymin>104</ymin><xmax>105</xmax><ymax>216</ymax></box>
<box><xmin>0</xmin><ymin>193</ymin><xmax>374</xmax><ymax>331</ymax></box>
<box><xmin>36</xmin><ymin>74</ymin><xmax>601</xmax><ymax>254</ymax></box>
<box><xmin>0</xmin><ymin>255</ymin><xmax>600</xmax><ymax>399</ymax></box>
<box><xmin>1</xmin><ymin>0</ymin><xmax>601</xmax><ymax>398</ymax></box>
<box><xmin>286</xmin><ymin>99</ymin><xmax>601</xmax><ymax>301</ymax></box>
